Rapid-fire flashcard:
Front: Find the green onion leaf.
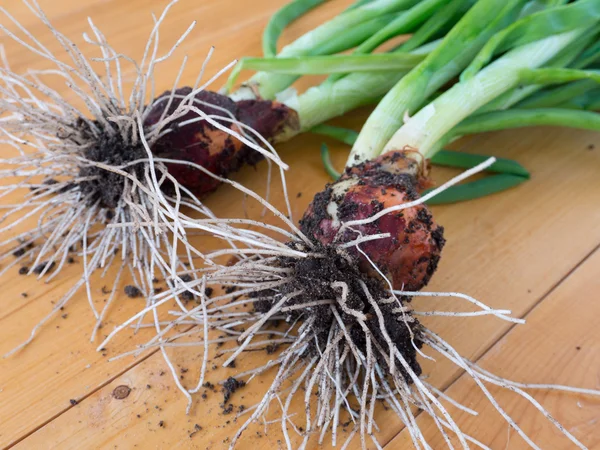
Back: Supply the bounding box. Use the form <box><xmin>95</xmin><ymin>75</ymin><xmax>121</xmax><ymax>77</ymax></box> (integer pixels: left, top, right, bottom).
<box><xmin>345</xmin><ymin>0</ymin><xmax>378</xmax><ymax>12</ymax></box>
<box><xmin>453</xmin><ymin>108</ymin><xmax>600</xmax><ymax>135</ymax></box>
<box><xmin>515</xmin><ymin>80</ymin><xmax>599</xmax><ymax>109</ymax></box>
<box><xmin>311</xmin><ymin>124</ymin><xmax>359</xmax><ymax>146</ymax></box>
<box><xmin>519</xmin><ymin>67</ymin><xmax>600</xmax><ymax>85</ymax></box>
<box><xmin>424</xmin><ymin>174</ymin><xmax>528</xmax><ymax>205</ymax></box>
<box><xmin>312</xmin><ymin>13</ymin><xmax>400</xmax><ymax>56</ymax></box>
<box><xmin>263</xmin><ymin>0</ymin><xmax>327</xmax><ymax>58</ymax></box>
<box><xmin>326</xmin><ymin>0</ymin><xmax>448</xmax><ymax>85</ymax></box>
<box><xmin>354</xmin><ymin>0</ymin><xmax>450</xmax><ymax>55</ymax></box>
<box><xmin>431</xmin><ymin>150</ymin><xmax>530</xmax><ymax>178</ymax></box>
<box><xmin>573</xmin><ymin>39</ymin><xmax>600</xmax><ymax>68</ymax></box>
<box><xmin>398</xmin><ymin>0</ymin><xmax>475</xmax><ymax>52</ymax></box>
<box><xmin>241</xmin><ymin>0</ymin><xmax>421</xmax><ymax>99</ymax></box>
<box><xmin>226</xmin><ymin>53</ymin><xmax>424</xmax><ymax>93</ymax></box>
<box><xmin>462</xmin><ymin>0</ymin><xmax>600</xmax><ymax>80</ymax></box>
<box><xmin>320</xmin><ymin>143</ymin><xmax>342</xmax><ymax>180</ymax></box>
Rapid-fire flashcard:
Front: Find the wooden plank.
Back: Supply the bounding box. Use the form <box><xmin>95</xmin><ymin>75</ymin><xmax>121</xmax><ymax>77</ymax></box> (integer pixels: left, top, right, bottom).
<box><xmin>384</xmin><ymin>247</ymin><xmax>600</xmax><ymax>449</ymax></box>
<box><xmin>1</xmin><ymin>0</ymin><xmax>600</xmax><ymax>449</ymax></box>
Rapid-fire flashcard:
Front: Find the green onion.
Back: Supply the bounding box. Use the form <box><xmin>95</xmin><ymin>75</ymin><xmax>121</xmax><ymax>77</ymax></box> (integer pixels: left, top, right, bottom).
<box><xmin>224</xmin><ymin>0</ymin><xmax>598</xmax><ymax>204</ymax></box>
<box><xmin>311</xmin><ymin>124</ymin><xmax>359</xmax><ymax>146</ymax></box>
<box><xmin>423</xmin><ymin>174</ymin><xmax>529</xmax><ymax>204</ymax></box>
<box><xmin>320</xmin><ymin>143</ymin><xmax>342</xmax><ymax>180</ymax></box>
<box><xmin>262</xmin><ymin>0</ymin><xmax>327</xmax><ymax>58</ymax></box>
<box><xmin>397</xmin><ymin>0</ymin><xmax>475</xmax><ymax>52</ymax></box>
<box><xmin>382</xmin><ymin>29</ymin><xmax>585</xmax><ymax>159</ymax></box>
<box><xmin>233</xmin><ymin>0</ymin><xmax>420</xmax><ymax>100</ymax></box>
<box><xmin>461</xmin><ymin>0</ymin><xmax>600</xmax><ymax>80</ymax></box>
<box><xmin>349</xmin><ymin>0</ymin><xmax>527</xmax><ymax>164</ymax></box>
<box><xmin>224</xmin><ymin>53</ymin><xmax>425</xmax><ymax>93</ymax></box>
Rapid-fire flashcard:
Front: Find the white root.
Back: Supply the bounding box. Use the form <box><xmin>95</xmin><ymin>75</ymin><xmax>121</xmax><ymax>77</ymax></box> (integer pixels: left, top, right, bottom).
<box><xmin>0</xmin><ymin>0</ymin><xmax>292</xmax><ymax>365</ymax></box>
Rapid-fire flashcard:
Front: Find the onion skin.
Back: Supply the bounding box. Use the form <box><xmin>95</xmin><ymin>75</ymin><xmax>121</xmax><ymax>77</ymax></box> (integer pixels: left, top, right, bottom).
<box><xmin>300</xmin><ymin>151</ymin><xmax>445</xmax><ymax>291</ymax></box>
<box><xmin>144</xmin><ymin>88</ymin><xmax>299</xmax><ymax>196</ymax></box>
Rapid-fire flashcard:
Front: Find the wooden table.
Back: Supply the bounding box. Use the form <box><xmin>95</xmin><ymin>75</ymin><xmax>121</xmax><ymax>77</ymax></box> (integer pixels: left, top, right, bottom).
<box><xmin>0</xmin><ymin>1</ymin><xmax>599</xmax><ymax>449</ymax></box>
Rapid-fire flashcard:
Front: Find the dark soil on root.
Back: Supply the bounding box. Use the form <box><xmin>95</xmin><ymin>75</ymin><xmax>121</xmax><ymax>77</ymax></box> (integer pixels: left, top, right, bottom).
<box><xmin>76</xmin><ymin>119</ymin><xmax>148</xmax><ymax>210</ymax></box>
<box><xmin>253</xmin><ymin>242</ymin><xmax>422</xmax><ymax>382</ymax></box>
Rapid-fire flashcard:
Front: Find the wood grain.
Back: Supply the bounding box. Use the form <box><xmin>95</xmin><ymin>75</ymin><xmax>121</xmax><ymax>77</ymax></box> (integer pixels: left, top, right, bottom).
<box><xmin>385</xmin><ymin>247</ymin><xmax>600</xmax><ymax>449</ymax></box>
<box><xmin>0</xmin><ymin>0</ymin><xmax>599</xmax><ymax>449</ymax></box>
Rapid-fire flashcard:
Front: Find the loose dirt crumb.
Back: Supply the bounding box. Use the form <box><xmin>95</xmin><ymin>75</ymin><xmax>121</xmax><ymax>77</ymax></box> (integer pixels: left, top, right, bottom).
<box><xmin>124</xmin><ymin>285</ymin><xmax>142</xmax><ymax>298</ymax></box>
<box><xmin>69</xmin><ymin>399</ymin><xmax>78</xmax><ymax>406</ymax></box>
<box><xmin>222</xmin><ymin>377</ymin><xmax>245</xmax><ymax>403</ymax></box>
<box><xmin>12</xmin><ymin>248</ymin><xmax>26</xmax><ymax>257</ymax></box>
<box><xmin>189</xmin><ymin>424</ymin><xmax>203</xmax><ymax>438</ymax></box>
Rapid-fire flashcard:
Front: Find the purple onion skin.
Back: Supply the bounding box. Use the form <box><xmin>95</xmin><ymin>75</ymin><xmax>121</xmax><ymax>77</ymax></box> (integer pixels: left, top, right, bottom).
<box><xmin>144</xmin><ymin>88</ymin><xmax>298</xmax><ymax>196</ymax></box>
<box><xmin>300</xmin><ymin>151</ymin><xmax>445</xmax><ymax>292</ymax></box>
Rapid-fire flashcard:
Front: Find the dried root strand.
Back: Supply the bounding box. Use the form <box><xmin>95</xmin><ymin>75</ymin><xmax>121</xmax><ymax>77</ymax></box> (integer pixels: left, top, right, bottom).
<box><xmin>0</xmin><ymin>0</ymin><xmax>293</xmax><ymax>355</ymax></box>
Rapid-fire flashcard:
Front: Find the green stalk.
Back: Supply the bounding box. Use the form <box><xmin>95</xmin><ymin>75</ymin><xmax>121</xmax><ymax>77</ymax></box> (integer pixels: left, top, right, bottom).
<box><xmin>431</xmin><ymin>150</ymin><xmax>530</xmax><ymax>177</ymax></box>
<box><xmin>430</xmin><ymin>108</ymin><xmax>600</xmax><ymax>153</ymax></box>
<box><xmin>315</xmin><ymin>125</ymin><xmax>531</xmax><ymax>204</ymax></box>
<box><xmin>383</xmin><ymin>29</ymin><xmax>584</xmax><ymax>159</ymax></box>
<box><xmin>262</xmin><ymin>0</ymin><xmax>326</xmax><ymax>58</ymax></box>
<box><xmin>228</xmin><ymin>13</ymin><xmax>398</xmax><ymax>98</ymax></box>
<box><xmin>584</xmin><ymin>95</ymin><xmax>600</xmax><ymax>110</ymax></box>
<box><xmin>346</xmin><ymin>0</ymin><xmax>378</xmax><ymax>10</ymax></box>
<box><xmin>355</xmin><ymin>0</ymin><xmax>450</xmax><ymax>54</ymax></box>
<box><xmin>556</xmin><ymin>88</ymin><xmax>600</xmax><ymax>110</ymax></box>
<box><xmin>424</xmin><ymin>175</ymin><xmax>528</xmax><ymax>205</ymax></box>
<box><xmin>233</xmin><ymin>0</ymin><xmax>419</xmax><ymax>100</ymax></box>
<box><xmin>348</xmin><ymin>0</ymin><xmax>527</xmax><ymax>165</ymax></box>
<box><xmin>453</xmin><ymin>108</ymin><xmax>600</xmax><ymax>134</ymax></box>
<box><xmin>285</xmin><ymin>41</ymin><xmax>439</xmax><ymax>133</ymax></box>
<box><xmin>475</xmin><ymin>28</ymin><xmax>599</xmax><ymax>112</ymax></box>
<box><xmin>323</xmin><ymin>0</ymin><xmax>449</xmax><ymax>86</ymax></box>
<box><xmin>224</xmin><ymin>53</ymin><xmax>425</xmax><ymax>93</ymax></box>
<box><xmin>461</xmin><ymin>0</ymin><xmax>600</xmax><ymax>80</ymax></box>
<box><xmin>312</xmin><ymin>124</ymin><xmax>359</xmax><ymax>146</ymax></box>
<box><xmin>398</xmin><ymin>0</ymin><xmax>475</xmax><ymax>52</ymax></box>
<box><xmin>309</xmin><ymin>13</ymin><xmax>398</xmax><ymax>55</ymax></box>
<box><xmin>508</xmin><ymin>80</ymin><xmax>598</xmax><ymax>109</ymax></box>
<box><xmin>518</xmin><ymin>67</ymin><xmax>600</xmax><ymax>85</ymax></box>
<box><xmin>313</xmin><ymin>124</ymin><xmax>530</xmax><ymax>176</ymax></box>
